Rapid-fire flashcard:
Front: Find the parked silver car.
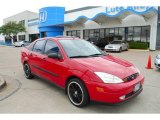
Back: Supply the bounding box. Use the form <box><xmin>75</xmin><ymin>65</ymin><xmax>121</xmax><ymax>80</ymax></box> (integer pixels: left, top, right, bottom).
<box><xmin>14</xmin><ymin>41</ymin><xmax>24</xmax><ymax>47</ymax></box>
<box><xmin>154</xmin><ymin>54</ymin><xmax>160</xmax><ymax>69</ymax></box>
<box><xmin>104</xmin><ymin>40</ymin><xmax>129</xmax><ymax>52</ymax></box>
<box><xmin>14</xmin><ymin>41</ymin><xmax>31</xmax><ymax>47</ymax></box>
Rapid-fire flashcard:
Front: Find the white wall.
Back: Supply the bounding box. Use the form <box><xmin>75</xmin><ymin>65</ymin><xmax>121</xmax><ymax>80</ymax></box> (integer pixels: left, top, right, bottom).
<box><xmin>65</xmin><ymin>7</ymin><xmax>106</xmax><ymax>22</ymax></box>
<box><xmin>3</xmin><ymin>11</ymin><xmax>38</xmax><ymax>42</ymax></box>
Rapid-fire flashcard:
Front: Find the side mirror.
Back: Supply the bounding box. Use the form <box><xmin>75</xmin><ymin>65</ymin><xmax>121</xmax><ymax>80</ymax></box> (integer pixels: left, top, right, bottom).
<box><xmin>48</xmin><ymin>53</ymin><xmax>62</xmax><ymax>59</ymax></box>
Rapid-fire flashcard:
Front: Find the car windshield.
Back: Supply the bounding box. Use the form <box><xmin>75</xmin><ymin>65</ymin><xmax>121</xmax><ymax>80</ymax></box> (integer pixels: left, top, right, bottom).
<box><xmin>156</xmin><ymin>54</ymin><xmax>160</xmax><ymax>59</ymax></box>
<box><xmin>110</xmin><ymin>41</ymin><xmax>122</xmax><ymax>44</ymax></box>
<box><xmin>59</xmin><ymin>39</ymin><xmax>105</xmax><ymax>58</ymax></box>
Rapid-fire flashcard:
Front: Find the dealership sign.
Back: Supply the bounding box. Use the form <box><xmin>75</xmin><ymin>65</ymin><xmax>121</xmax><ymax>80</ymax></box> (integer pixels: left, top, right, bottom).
<box><xmin>106</xmin><ymin>6</ymin><xmax>156</xmax><ymax>15</ymax></box>
<box><xmin>39</xmin><ymin>11</ymin><xmax>47</xmax><ymax>22</ymax></box>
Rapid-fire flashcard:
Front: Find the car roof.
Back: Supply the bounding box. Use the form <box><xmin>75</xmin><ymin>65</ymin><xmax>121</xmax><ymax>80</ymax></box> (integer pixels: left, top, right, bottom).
<box><xmin>34</xmin><ymin>36</ymin><xmax>80</xmax><ymax>43</ymax></box>
<box><xmin>44</xmin><ymin>36</ymin><xmax>79</xmax><ymax>40</ymax></box>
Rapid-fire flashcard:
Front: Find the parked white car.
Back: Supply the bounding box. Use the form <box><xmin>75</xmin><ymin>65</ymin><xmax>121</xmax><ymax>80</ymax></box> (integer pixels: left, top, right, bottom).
<box><xmin>14</xmin><ymin>41</ymin><xmax>24</xmax><ymax>47</ymax></box>
<box><xmin>154</xmin><ymin>54</ymin><xmax>160</xmax><ymax>69</ymax></box>
<box><xmin>104</xmin><ymin>40</ymin><xmax>129</xmax><ymax>52</ymax></box>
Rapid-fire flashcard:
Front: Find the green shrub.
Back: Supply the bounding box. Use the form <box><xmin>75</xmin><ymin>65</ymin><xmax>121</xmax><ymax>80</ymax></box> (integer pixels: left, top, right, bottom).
<box><xmin>128</xmin><ymin>41</ymin><xmax>148</xmax><ymax>49</ymax></box>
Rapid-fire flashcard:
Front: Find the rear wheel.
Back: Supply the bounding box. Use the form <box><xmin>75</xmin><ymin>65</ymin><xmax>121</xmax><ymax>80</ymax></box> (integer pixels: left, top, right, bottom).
<box><xmin>126</xmin><ymin>46</ymin><xmax>128</xmax><ymax>51</ymax></box>
<box><xmin>67</xmin><ymin>78</ymin><xmax>89</xmax><ymax>107</ymax></box>
<box><xmin>23</xmin><ymin>63</ymin><xmax>33</xmax><ymax>79</ymax></box>
<box><xmin>119</xmin><ymin>47</ymin><xmax>122</xmax><ymax>52</ymax></box>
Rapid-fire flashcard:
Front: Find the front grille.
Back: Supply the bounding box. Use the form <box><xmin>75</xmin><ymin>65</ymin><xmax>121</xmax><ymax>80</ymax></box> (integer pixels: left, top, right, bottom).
<box><xmin>123</xmin><ymin>73</ymin><xmax>139</xmax><ymax>82</ymax></box>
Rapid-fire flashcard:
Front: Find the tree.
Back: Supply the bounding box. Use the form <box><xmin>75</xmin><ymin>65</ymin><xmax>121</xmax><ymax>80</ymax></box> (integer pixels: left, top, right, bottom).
<box><xmin>0</xmin><ymin>21</ymin><xmax>26</xmax><ymax>42</ymax></box>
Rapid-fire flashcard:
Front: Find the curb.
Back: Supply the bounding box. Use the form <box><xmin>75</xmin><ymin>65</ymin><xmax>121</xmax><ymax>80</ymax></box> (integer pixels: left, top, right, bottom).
<box><xmin>0</xmin><ymin>76</ymin><xmax>7</xmax><ymax>90</ymax></box>
<box><xmin>128</xmin><ymin>49</ymin><xmax>149</xmax><ymax>52</ymax></box>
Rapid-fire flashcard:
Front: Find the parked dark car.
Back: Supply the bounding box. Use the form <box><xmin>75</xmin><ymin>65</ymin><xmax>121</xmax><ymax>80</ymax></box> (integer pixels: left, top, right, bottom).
<box><xmin>87</xmin><ymin>37</ymin><xmax>109</xmax><ymax>49</ymax></box>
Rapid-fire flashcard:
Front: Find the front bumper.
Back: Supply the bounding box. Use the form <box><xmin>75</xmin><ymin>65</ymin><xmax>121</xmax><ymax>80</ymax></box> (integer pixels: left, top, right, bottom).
<box><xmin>86</xmin><ymin>74</ymin><xmax>144</xmax><ymax>104</ymax></box>
<box><xmin>154</xmin><ymin>60</ymin><xmax>160</xmax><ymax>69</ymax></box>
<box><xmin>105</xmin><ymin>48</ymin><xmax>120</xmax><ymax>52</ymax></box>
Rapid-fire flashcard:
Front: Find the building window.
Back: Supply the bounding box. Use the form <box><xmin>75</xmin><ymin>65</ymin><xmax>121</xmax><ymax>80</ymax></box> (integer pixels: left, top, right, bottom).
<box><xmin>66</xmin><ymin>30</ymin><xmax>80</xmax><ymax>38</ymax></box>
<box><xmin>134</xmin><ymin>27</ymin><xmax>141</xmax><ymax>41</ymax></box>
<box><xmin>19</xmin><ymin>20</ymin><xmax>25</xmax><ymax>26</ymax></box>
<box><xmin>94</xmin><ymin>29</ymin><xmax>100</xmax><ymax>37</ymax></box>
<box><xmin>141</xmin><ymin>26</ymin><xmax>150</xmax><ymax>42</ymax></box>
<box><xmin>119</xmin><ymin>28</ymin><xmax>125</xmax><ymax>40</ymax></box>
<box><xmin>83</xmin><ymin>30</ymin><xmax>89</xmax><ymax>39</ymax></box>
<box><xmin>83</xmin><ymin>26</ymin><xmax>150</xmax><ymax>43</ymax></box>
<box><xmin>127</xmin><ymin>27</ymin><xmax>134</xmax><ymax>41</ymax></box>
<box><xmin>18</xmin><ymin>35</ymin><xmax>25</xmax><ymax>41</ymax></box>
<box><xmin>100</xmin><ymin>29</ymin><xmax>105</xmax><ymax>38</ymax></box>
<box><xmin>115</xmin><ymin>28</ymin><xmax>119</xmax><ymax>35</ymax></box>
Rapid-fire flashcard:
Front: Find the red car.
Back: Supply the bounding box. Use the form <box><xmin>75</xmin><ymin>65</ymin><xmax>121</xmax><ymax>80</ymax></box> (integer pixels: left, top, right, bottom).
<box><xmin>21</xmin><ymin>36</ymin><xmax>144</xmax><ymax>107</ymax></box>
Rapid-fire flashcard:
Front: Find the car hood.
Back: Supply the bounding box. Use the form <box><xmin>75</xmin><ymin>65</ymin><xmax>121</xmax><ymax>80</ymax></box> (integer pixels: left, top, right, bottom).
<box><xmin>72</xmin><ymin>55</ymin><xmax>137</xmax><ymax>79</ymax></box>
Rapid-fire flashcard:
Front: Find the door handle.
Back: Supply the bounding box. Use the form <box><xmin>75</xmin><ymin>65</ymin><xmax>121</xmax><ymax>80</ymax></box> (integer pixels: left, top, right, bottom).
<box><xmin>29</xmin><ymin>53</ymin><xmax>32</xmax><ymax>56</ymax></box>
<box><xmin>41</xmin><ymin>57</ymin><xmax>46</xmax><ymax>61</ymax></box>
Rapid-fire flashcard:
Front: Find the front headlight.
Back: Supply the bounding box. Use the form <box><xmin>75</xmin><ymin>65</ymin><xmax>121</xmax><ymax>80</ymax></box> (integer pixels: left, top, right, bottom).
<box><xmin>95</xmin><ymin>72</ymin><xmax>124</xmax><ymax>83</ymax></box>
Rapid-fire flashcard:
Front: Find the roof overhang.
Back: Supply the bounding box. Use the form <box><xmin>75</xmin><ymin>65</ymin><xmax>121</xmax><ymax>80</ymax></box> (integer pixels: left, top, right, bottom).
<box><xmin>47</xmin><ymin>6</ymin><xmax>159</xmax><ymax>27</ymax></box>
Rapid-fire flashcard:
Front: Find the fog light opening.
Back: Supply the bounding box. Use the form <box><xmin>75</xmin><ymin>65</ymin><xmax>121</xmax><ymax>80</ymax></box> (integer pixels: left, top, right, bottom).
<box><xmin>119</xmin><ymin>95</ymin><xmax>126</xmax><ymax>100</ymax></box>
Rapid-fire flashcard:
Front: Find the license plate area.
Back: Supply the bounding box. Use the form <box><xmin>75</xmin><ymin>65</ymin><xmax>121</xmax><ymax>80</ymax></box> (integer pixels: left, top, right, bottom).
<box><xmin>134</xmin><ymin>83</ymin><xmax>141</xmax><ymax>92</ymax></box>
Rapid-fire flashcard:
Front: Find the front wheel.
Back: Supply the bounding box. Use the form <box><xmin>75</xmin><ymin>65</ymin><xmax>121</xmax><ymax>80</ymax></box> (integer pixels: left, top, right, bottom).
<box><xmin>67</xmin><ymin>78</ymin><xmax>89</xmax><ymax>107</ymax></box>
<box><xmin>23</xmin><ymin>63</ymin><xmax>33</xmax><ymax>79</ymax></box>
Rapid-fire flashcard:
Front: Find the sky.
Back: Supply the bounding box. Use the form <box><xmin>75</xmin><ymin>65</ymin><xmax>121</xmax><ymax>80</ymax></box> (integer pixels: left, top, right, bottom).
<box><xmin>0</xmin><ymin>0</ymin><xmax>159</xmax><ymax>26</ymax></box>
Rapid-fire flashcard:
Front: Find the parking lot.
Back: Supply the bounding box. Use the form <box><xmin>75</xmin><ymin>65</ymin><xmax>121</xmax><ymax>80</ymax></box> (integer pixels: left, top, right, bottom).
<box><xmin>0</xmin><ymin>46</ymin><xmax>160</xmax><ymax>113</ymax></box>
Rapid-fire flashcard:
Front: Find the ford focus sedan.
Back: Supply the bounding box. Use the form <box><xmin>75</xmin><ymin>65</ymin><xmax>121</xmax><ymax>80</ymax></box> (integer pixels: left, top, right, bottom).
<box><xmin>21</xmin><ymin>36</ymin><xmax>144</xmax><ymax>107</ymax></box>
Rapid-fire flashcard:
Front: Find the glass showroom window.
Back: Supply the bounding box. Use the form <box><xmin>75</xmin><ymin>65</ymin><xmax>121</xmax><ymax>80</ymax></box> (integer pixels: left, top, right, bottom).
<box><xmin>141</xmin><ymin>26</ymin><xmax>150</xmax><ymax>42</ymax></box>
<box><xmin>77</xmin><ymin>30</ymin><xmax>80</xmax><ymax>38</ymax></box>
<box><xmin>100</xmin><ymin>29</ymin><xmax>105</xmax><ymax>38</ymax></box>
<box><xmin>18</xmin><ymin>35</ymin><xmax>25</xmax><ymax>41</ymax></box>
<box><xmin>94</xmin><ymin>29</ymin><xmax>100</xmax><ymax>38</ymax></box>
<box><xmin>83</xmin><ymin>30</ymin><xmax>89</xmax><ymax>39</ymax></box>
<box><xmin>119</xmin><ymin>28</ymin><xmax>125</xmax><ymax>40</ymax></box>
<box><xmin>127</xmin><ymin>27</ymin><xmax>134</xmax><ymax>41</ymax></box>
<box><xmin>134</xmin><ymin>27</ymin><xmax>141</xmax><ymax>41</ymax></box>
<box><xmin>66</xmin><ymin>30</ymin><xmax>80</xmax><ymax>38</ymax></box>
<box><xmin>115</xmin><ymin>28</ymin><xmax>119</xmax><ymax>35</ymax></box>
<box><xmin>105</xmin><ymin>28</ymin><xmax>109</xmax><ymax>38</ymax></box>
<box><xmin>67</xmin><ymin>31</ymin><xmax>72</xmax><ymax>36</ymax></box>
<box><xmin>72</xmin><ymin>31</ymin><xmax>77</xmax><ymax>36</ymax></box>
<box><xmin>89</xmin><ymin>29</ymin><xmax>94</xmax><ymax>37</ymax></box>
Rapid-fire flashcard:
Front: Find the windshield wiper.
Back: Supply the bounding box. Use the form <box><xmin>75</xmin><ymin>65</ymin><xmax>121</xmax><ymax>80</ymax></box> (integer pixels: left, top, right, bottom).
<box><xmin>69</xmin><ymin>55</ymin><xmax>90</xmax><ymax>58</ymax></box>
<box><xmin>88</xmin><ymin>53</ymin><xmax>103</xmax><ymax>57</ymax></box>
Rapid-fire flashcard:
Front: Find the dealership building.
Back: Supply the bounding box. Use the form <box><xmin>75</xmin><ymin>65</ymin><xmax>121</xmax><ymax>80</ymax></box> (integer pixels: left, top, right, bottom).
<box><xmin>1</xmin><ymin>6</ymin><xmax>160</xmax><ymax>50</ymax></box>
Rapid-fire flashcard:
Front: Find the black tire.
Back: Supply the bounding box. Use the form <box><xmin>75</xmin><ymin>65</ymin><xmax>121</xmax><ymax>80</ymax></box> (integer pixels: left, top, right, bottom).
<box><xmin>119</xmin><ymin>47</ymin><xmax>122</xmax><ymax>52</ymax></box>
<box><xmin>126</xmin><ymin>46</ymin><xmax>128</xmax><ymax>51</ymax></box>
<box><xmin>23</xmin><ymin>63</ymin><xmax>33</xmax><ymax>79</ymax></box>
<box><xmin>21</xmin><ymin>44</ymin><xmax>24</xmax><ymax>47</ymax></box>
<box><xmin>67</xmin><ymin>78</ymin><xmax>89</xmax><ymax>107</ymax></box>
